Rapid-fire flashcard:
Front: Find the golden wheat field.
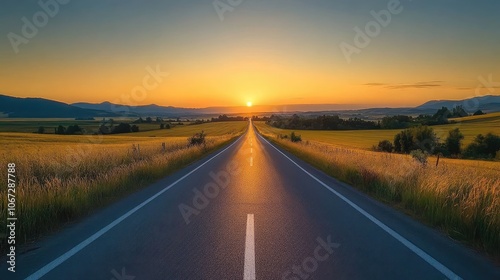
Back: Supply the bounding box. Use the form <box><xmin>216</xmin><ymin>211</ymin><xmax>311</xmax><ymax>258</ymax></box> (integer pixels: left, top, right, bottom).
<box><xmin>254</xmin><ymin>123</ymin><xmax>500</xmax><ymax>255</ymax></box>
<box><xmin>0</xmin><ymin>122</ymin><xmax>247</xmax><ymax>250</ymax></box>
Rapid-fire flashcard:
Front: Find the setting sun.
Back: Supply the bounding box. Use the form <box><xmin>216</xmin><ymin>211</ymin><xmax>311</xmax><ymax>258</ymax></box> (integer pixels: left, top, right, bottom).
<box><xmin>247</xmin><ymin>101</ymin><xmax>253</xmax><ymax>107</ymax></box>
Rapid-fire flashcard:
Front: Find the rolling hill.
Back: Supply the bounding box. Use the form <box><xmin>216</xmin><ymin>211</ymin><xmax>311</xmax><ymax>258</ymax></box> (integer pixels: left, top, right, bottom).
<box><xmin>0</xmin><ymin>94</ymin><xmax>117</xmax><ymax>118</ymax></box>
<box><xmin>1</xmin><ymin>93</ymin><xmax>499</xmax><ymax>118</ymax></box>
<box><xmin>416</xmin><ymin>95</ymin><xmax>500</xmax><ymax>111</ymax></box>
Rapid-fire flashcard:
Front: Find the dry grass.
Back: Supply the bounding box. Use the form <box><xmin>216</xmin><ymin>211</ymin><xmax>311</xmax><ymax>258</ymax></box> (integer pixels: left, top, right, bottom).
<box><xmin>256</xmin><ymin>127</ymin><xmax>500</xmax><ymax>256</ymax></box>
<box><xmin>0</xmin><ymin>127</ymin><xmax>244</xmax><ymax>251</ymax></box>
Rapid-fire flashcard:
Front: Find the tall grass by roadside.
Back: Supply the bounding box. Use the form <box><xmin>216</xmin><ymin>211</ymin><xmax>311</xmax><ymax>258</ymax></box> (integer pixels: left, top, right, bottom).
<box><xmin>0</xmin><ymin>134</ymin><xmax>241</xmax><ymax>252</ymax></box>
<box><xmin>256</xmin><ymin>128</ymin><xmax>500</xmax><ymax>257</ymax></box>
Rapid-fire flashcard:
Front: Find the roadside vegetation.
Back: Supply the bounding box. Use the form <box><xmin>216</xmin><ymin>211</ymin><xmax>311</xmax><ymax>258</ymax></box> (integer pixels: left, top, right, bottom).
<box><xmin>0</xmin><ymin>122</ymin><xmax>246</xmax><ymax>252</ymax></box>
<box><xmin>255</xmin><ymin>112</ymin><xmax>500</xmax><ymax>149</ymax></box>
<box><xmin>254</xmin><ymin>121</ymin><xmax>500</xmax><ymax>257</ymax></box>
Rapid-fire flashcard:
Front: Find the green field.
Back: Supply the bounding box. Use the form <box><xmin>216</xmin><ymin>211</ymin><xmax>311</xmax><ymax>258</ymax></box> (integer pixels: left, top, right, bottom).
<box><xmin>254</xmin><ymin>112</ymin><xmax>500</xmax><ymax>149</ymax></box>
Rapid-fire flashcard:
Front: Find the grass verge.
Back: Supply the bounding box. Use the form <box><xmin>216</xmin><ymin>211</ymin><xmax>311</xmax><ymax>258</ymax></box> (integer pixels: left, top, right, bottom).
<box><xmin>255</xmin><ymin>126</ymin><xmax>500</xmax><ymax>259</ymax></box>
<box><xmin>0</xmin><ymin>133</ymin><xmax>242</xmax><ymax>252</ymax></box>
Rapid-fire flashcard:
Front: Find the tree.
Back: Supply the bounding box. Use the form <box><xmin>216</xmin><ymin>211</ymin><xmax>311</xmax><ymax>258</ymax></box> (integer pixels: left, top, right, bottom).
<box><xmin>473</xmin><ymin>110</ymin><xmax>485</xmax><ymax>116</ymax></box>
<box><xmin>393</xmin><ymin>126</ymin><xmax>437</xmax><ymax>154</ymax></box>
<box><xmin>445</xmin><ymin>128</ymin><xmax>464</xmax><ymax>155</ymax></box>
<box><xmin>56</xmin><ymin>125</ymin><xmax>66</xmax><ymax>135</ymax></box>
<box><xmin>99</xmin><ymin>124</ymin><xmax>110</xmax><ymax>134</ymax></box>
<box><xmin>160</xmin><ymin>123</ymin><xmax>165</xmax><ymax>129</ymax></box>
<box><xmin>146</xmin><ymin>117</ymin><xmax>153</xmax><ymax>123</ymax></box>
<box><xmin>112</xmin><ymin>123</ymin><xmax>131</xmax><ymax>134</ymax></box>
<box><xmin>131</xmin><ymin>125</ymin><xmax>139</xmax><ymax>132</ymax></box>
<box><xmin>377</xmin><ymin>140</ymin><xmax>394</xmax><ymax>152</ymax></box>
<box><xmin>451</xmin><ymin>105</ymin><xmax>468</xmax><ymax>118</ymax></box>
<box><xmin>432</xmin><ymin>107</ymin><xmax>451</xmax><ymax>124</ymax></box>
<box><xmin>464</xmin><ymin>133</ymin><xmax>500</xmax><ymax>159</ymax></box>
<box><xmin>394</xmin><ymin>133</ymin><xmax>402</xmax><ymax>153</ymax></box>
<box><xmin>37</xmin><ymin>126</ymin><xmax>45</xmax><ymax>134</ymax></box>
<box><xmin>412</xmin><ymin>126</ymin><xmax>437</xmax><ymax>153</ymax></box>
<box><xmin>66</xmin><ymin>124</ymin><xmax>83</xmax><ymax>135</ymax></box>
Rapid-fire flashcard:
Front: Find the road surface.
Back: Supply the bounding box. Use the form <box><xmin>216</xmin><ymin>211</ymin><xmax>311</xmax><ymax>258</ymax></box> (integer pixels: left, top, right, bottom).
<box><xmin>2</xmin><ymin>121</ymin><xmax>499</xmax><ymax>279</ymax></box>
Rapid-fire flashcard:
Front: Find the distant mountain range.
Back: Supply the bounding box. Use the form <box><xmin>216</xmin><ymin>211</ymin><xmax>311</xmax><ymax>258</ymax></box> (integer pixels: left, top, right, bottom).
<box><xmin>0</xmin><ymin>95</ymin><xmax>117</xmax><ymax>118</ymax></box>
<box><xmin>416</xmin><ymin>95</ymin><xmax>500</xmax><ymax>111</ymax></box>
<box><xmin>1</xmin><ymin>93</ymin><xmax>499</xmax><ymax>118</ymax></box>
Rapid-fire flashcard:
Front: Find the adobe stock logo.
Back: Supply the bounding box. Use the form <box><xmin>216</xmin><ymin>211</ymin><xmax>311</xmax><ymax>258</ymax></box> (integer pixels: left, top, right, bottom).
<box><xmin>7</xmin><ymin>0</ymin><xmax>70</xmax><ymax>54</ymax></box>
<box><xmin>282</xmin><ymin>235</ymin><xmax>340</xmax><ymax>280</ymax></box>
<box><xmin>178</xmin><ymin>160</ymin><xmax>242</xmax><ymax>224</ymax></box>
<box><xmin>339</xmin><ymin>0</ymin><xmax>404</xmax><ymax>64</ymax></box>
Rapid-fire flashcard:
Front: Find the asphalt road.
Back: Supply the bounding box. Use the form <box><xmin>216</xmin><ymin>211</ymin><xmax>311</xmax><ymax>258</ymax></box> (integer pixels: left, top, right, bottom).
<box><xmin>2</xmin><ymin>121</ymin><xmax>499</xmax><ymax>279</ymax></box>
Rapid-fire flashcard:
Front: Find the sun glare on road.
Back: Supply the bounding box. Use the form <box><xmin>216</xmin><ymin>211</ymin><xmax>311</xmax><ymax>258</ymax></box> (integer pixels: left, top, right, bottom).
<box><xmin>247</xmin><ymin>101</ymin><xmax>252</xmax><ymax>107</ymax></box>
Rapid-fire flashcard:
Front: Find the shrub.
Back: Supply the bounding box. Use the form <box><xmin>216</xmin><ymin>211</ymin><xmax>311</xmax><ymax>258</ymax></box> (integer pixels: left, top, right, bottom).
<box><xmin>131</xmin><ymin>125</ymin><xmax>140</xmax><ymax>132</ymax></box>
<box><xmin>188</xmin><ymin>131</ymin><xmax>206</xmax><ymax>146</ymax></box>
<box><xmin>410</xmin><ymin>149</ymin><xmax>428</xmax><ymax>165</ymax></box>
<box><xmin>290</xmin><ymin>132</ymin><xmax>302</xmax><ymax>143</ymax></box>
<box><xmin>445</xmin><ymin>128</ymin><xmax>464</xmax><ymax>155</ymax></box>
<box><xmin>377</xmin><ymin>140</ymin><xmax>393</xmax><ymax>153</ymax></box>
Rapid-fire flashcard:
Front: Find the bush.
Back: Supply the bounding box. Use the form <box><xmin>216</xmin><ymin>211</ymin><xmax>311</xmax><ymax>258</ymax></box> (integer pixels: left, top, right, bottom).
<box><xmin>410</xmin><ymin>149</ymin><xmax>428</xmax><ymax>165</ymax></box>
<box><xmin>188</xmin><ymin>131</ymin><xmax>206</xmax><ymax>146</ymax></box>
<box><xmin>377</xmin><ymin>140</ymin><xmax>393</xmax><ymax>153</ymax></box>
<box><xmin>290</xmin><ymin>132</ymin><xmax>302</xmax><ymax>143</ymax></box>
<box><xmin>131</xmin><ymin>125</ymin><xmax>139</xmax><ymax>132</ymax></box>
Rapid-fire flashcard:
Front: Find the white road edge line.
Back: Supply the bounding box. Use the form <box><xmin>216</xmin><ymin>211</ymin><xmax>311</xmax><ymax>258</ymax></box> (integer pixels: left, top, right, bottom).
<box><xmin>250</xmin><ymin>157</ymin><xmax>253</xmax><ymax>167</ymax></box>
<box><xmin>25</xmin><ymin>135</ymin><xmax>245</xmax><ymax>280</ymax></box>
<box><xmin>244</xmin><ymin>214</ymin><xmax>256</xmax><ymax>280</ymax></box>
<box><xmin>258</xmin><ymin>134</ymin><xmax>462</xmax><ymax>280</ymax></box>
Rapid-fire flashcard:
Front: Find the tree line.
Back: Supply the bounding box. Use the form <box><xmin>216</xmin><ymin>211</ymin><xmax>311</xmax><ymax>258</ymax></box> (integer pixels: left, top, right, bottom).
<box><xmin>268</xmin><ymin>114</ymin><xmax>378</xmax><ymax>130</ymax></box>
<box><xmin>375</xmin><ymin>126</ymin><xmax>500</xmax><ymax>160</ymax></box>
<box><xmin>267</xmin><ymin>106</ymin><xmax>486</xmax><ymax>131</ymax></box>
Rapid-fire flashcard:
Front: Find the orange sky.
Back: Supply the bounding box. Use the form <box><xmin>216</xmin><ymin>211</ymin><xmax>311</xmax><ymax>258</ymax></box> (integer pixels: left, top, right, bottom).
<box><xmin>1</xmin><ymin>1</ymin><xmax>499</xmax><ymax>108</ymax></box>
